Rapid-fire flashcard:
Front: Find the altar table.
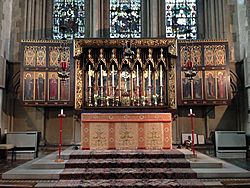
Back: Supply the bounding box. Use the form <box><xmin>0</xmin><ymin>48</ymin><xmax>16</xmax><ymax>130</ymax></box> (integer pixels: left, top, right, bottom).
<box><xmin>81</xmin><ymin>113</ymin><xmax>172</xmax><ymax>150</ymax></box>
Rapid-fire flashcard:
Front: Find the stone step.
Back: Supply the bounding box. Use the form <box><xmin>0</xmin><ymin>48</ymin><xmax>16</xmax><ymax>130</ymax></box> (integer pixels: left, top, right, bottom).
<box><xmin>55</xmin><ymin>179</ymin><xmax>204</xmax><ymax>187</ymax></box>
<box><xmin>68</xmin><ymin>149</ymin><xmax>186</xmax><ymax>159</ymax></box>
<box><xmin>60</xmin><ymin>168</ymin><xmax>197</xmax><ymax>180</ymax></box>
<box><xmin>65</xmin><ymin>158</ymin><xmax>191</xmax><ymax>168</ymax></box>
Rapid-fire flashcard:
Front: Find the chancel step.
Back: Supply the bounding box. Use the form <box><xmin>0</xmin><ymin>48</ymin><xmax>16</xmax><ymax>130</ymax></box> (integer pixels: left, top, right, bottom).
<box><xmin>60</xmin><ymin>167</ymin><xmax>198</xmax><ymax>180</ymax></box>
<box><xmin>55</xmin><ymin>149</ymin><xmax>204</xmax><ymax>187</ymax></box>
<box><xmin>55</xmin><ymin>179</ymin><xmax>204</xmax><ymax>188</ymax></box>
<box><xmin>65</xmin><ymin>158</ymin><xmax>191</xmax><ymax>168</ymax></box>
<box><xmin>68</xmin><ymin>149</ymin><xmax>186</xmax><ymax>159</ymax></box>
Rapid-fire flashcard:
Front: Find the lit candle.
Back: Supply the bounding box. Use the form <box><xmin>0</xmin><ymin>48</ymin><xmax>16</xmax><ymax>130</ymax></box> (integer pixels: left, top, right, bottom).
<box><xmin>61</xmin><ymin>109</ymin><xmax>63</xmax><ymax>115</ymax></box>
<box><xmin>148</xmin><ymin>65</ymin><xmax>151</xmax><ymax>86</ymax></box>
<box><xmin>112</xmin><ymin>64</ymin><xmax>114</xmax><ymax>87</ymax></box>
<box><xmin>136</xmin><ymin>64</ymin><xmax>139</xmax><ymax>87</ymax></box>
<box><xmin>189</xmin><ymin>109</ymin><xmax>193</xmax><ymax>114</ymax></box>
<box><xmin>100</xmin><ymin>65</ymin><xmax>103</xmax><ymax>87</ymax></box>
<box><xmin>160</xmin><ymin>65</ymin><xmax>163</xmax><ymax>86</ymax></box>
<box><xmin>88</xmin><ymin>65</ymin><xmax>91</xmax><ymax>87</ymax></box>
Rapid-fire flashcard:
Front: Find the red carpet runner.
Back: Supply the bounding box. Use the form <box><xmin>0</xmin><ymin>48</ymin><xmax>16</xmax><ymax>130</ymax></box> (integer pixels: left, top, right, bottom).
<box><xmin>55</xmin><ymin>149</ymin><xmax>204</xmax><ymax>187</ymax></box>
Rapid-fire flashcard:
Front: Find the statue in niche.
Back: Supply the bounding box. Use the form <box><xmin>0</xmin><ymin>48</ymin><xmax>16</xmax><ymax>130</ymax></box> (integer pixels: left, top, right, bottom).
<box><xmin>121</xmin><ymin>67</ymin><xmax>130</xmax><ymax>95</ymax></box>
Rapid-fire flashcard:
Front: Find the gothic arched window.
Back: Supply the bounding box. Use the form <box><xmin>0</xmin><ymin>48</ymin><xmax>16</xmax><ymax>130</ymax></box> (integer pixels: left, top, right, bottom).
<box><xmin>165</xmin><ymin>0</ymin><xmax>197</xmax><ymax>39</ymax></box>
<box><xmin>53</xmin><ymin>0</ymin><xmax>85</xmax><ymax>39</ymax></box>
<box><xmin>110</xmin><ymin>0</ymin><xmax>141</xmax><ymax>38</ymax></box>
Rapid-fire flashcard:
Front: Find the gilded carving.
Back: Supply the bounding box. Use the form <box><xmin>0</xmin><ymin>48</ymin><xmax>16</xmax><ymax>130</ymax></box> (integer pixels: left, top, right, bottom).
<box><xmin>36</xmin><ymin>46</ymin><xmax>46</xmax><ymax>67</ymax></box>
<box><xmin>74</xmin><ymin>38</ymin><xmax>176</xmax><ymax>49</ymax></box>
<box><xmin>49</xmin><ymin>46</ymin><xmax>60</xmax><ymax>67</ymax></box>
<box><xmin>75</xmin><ymin>59</ymin><xmax>83</xmax><ymax>109</ymax></box>
<box><xmin>24</xmin><ymin>46</ymin><xmax>36</xmax><ymax>66</ymax></box>
<box><xmin>168</xmin><ymin>39</ymin><xmax>177</xmax><ymax>56</ymax></box>
<box><xmin>180</xmin><ymin>45</ymin><xmax>201</xmax><ymax>67</ymax></box>
<box><xmin>168</xmin><ymin>58</ymin><xmax>177</xmax><ymax>109</ymax></box>
<box><xmin>215</xmin><ymin>45</ymin><xmax>226</xmax><ymax>65</ymax></box>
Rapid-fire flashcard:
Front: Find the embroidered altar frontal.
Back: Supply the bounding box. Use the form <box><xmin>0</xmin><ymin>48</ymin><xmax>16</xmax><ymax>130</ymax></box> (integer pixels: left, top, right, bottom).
<box><xmin>81</xmin><ymin>113</ymin><xmax>172</xmax><ymax>150</ymax></box>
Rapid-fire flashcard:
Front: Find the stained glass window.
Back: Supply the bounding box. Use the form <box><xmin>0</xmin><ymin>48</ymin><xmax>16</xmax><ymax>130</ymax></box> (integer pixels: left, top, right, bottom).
<box><xmin>53</xmin><ymin>0</ymin><xmax>85</xmax><ymax>39</ymax></box>
<box><xmin>110</xmin><ymin>0</ymin><xmax>141</xmax><ymax>38</ymax></box>
<box><xmin>165</xmin><ymin>0</ymin><xmax>197</xmax><ymax>40</ymax></box>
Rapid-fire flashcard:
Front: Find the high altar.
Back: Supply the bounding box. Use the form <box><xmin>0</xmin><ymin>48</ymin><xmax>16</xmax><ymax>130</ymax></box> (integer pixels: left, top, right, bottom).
<box><xmin>75</xmin><ymin>39</ymin><xmax>177</xmax><ymax>149</ymax></box>
<box><xmin>20</xmin><ymin>38</ymin><xmax>230</xmax><ymax>150</ymax></box>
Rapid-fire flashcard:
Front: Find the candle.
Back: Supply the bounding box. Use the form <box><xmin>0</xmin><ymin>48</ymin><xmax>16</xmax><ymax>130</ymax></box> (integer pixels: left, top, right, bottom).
<box><xmin>189</xmin><ymin>109</ymin><xmax>193</xmax><ymax>114</ymax></box>
<box><xmin>148</xmin><ymin>65</ymin><xmax>151</xmax><ymax>86</ymax></box>
<box><xmin>100</xmin><ymin>65</ymin><xmax>103</xmax><ymax>87</ymax></box>
<box><xmin>88</xmin><ymin>65</ymin><xmax>91</xmax><ymax>87</ymax></box>
<box><xmin>160</xmin><ymin>65</ymin><xmax>163</xmax><ymax>86</ymax></box>
<box><xmin>136</xmin><ymin>64</ymin><xmax>139</xmax><ymax>87</ymax></box>
<box><xmin>112</xmin><ymin>64</ymin><xmax>114</xmax><ymax>87</ymax></box>
<box><xmin>61</xmin><ymin>109</ymin><xmax>63</xmax><ymax>115</ymax></box>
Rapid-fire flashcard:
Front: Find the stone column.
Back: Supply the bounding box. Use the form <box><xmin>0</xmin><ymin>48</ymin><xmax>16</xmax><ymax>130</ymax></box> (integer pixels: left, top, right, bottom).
<box><xmin>24</xmin><ymin>0</ymin><xmax>47</xmax><ymax>40</ymax></box>
<box><xmin>143</xmin><ymin>0</ymin><xmax>164</xmax><ymax>37</ymax></box>
<box><xmin>198</xmin><ymin>0</ymin><xmax>226</xmax><ymax>39</ymax></box>
<box><xmin>88</xmin><ymin>0</ymin><xmax>109</xmax><ymax>38</ymax></box>
<box><xmin>0</xmin><ymin>0</ymin><xmax>13</xmax><ymax>138</ymax></box>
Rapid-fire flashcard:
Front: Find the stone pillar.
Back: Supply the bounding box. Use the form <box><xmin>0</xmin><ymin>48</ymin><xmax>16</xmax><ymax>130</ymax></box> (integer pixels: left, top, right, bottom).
<box><xmin>143</xmin><ymin>0</ymin><xmax>164</xmax><ymax>37</ymax></box>
<box><xmin>24</xmin><ymin>0</ymin><xmax>47</xmax><ymax>39</ymax></box>
<box><xmin>0</xmin><ymin>0</ymin><xmax>13</xmax><ymax>137</ymax></box>
<box><xmin>0</xmin><ymin>89</ymin><xmax>2</xmax><ymax>137</ymax></box>
<box><xmin>88</xmin><ymin>0</ymin><xmax>109</xmax><ymax>38</ymax></box>
<box><xmin>198</xmin><ymin>0</ymin><xmax>227</xmax><ymax>39</ymax></box>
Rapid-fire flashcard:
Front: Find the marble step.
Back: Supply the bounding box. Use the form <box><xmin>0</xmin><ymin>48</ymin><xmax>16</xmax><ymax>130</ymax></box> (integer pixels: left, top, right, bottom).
<box><xmin>60</xmin><ymin>168</ymin><xmax>197</xmax><ymax>180</ymax></box>
<box><xmin>65</xmin><ymin>158</ymin><xmax>191</xmax><ymax>168</ymax></box>
<box><xmin>68</xmin><ymin>149</ymin><xmax>187</xmax><ymax>159</ymax></box>
<box><xmin>55</xmin><ymin>179</ymin><xmax>204</xmax><ymax>188</ymax></box>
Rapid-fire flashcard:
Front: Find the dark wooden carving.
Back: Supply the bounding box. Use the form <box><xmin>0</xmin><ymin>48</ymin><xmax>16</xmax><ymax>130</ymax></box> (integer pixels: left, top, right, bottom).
<box><xmin>21</xmin><ymin>40</ymin><xmax>74</xmax><ymax>106</ymax></box>
<box><xmin>177</xmin><ymin>40</ymin><xmax>230</xmax><ymax>106</ymax></box>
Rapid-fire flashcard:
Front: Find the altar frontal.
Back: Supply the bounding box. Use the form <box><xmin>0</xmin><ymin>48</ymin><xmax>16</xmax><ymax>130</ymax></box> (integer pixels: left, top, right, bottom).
<box><xmin>81</xmin><ymin>113</ymin><xmax>172</xmax><ymax>150</ymax></box>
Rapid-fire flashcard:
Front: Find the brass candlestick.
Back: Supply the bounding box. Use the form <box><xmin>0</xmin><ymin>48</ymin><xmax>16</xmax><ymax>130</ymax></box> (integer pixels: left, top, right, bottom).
<box><xmin>99</xmin><ymin>86</ymin><xmax>104</xmax><ymax>106</ymax></box>
<box><xmin>147</xmin><ymin>86</ymin><xmax>152</xmax><ymax>106</ymax></box>
<box><xmin>159</xmin><ymin>86</ymin><xmax>163</xmax><ymax>106</ymax></box>
<box><xmin>112</xmin><ymin>86</ymin><xmax>115</xmax><ymax>106</ymax></box>
<box><xmin>88</xmin><ymin>86</ymin><xmax>93</xmax><ymax>106</ymax></box>
<box><xmin>136</xmin><ymin>86</ymin><xmax>140</xmax><ymax>106</ymax></box>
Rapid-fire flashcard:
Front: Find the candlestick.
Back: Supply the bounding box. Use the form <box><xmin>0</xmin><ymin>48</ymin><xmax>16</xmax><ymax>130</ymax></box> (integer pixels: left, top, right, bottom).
<box><xmin>189</xmin><ymin>108</ymin><xmax>193</xmax><ymax>114</ymax></box>
<box><xmin>112</xmin><ymin>64</ymin><xmax>114</xmax><ymax>87</ymax></box>
<box><xmin>60</xmin><ymin>109</ymin><xmax>63</xmax><ymax>115</ymax></box>
<box><xmin>136</xmin><ymin>64</ymin><xmax>139</xmax><ymax>87</ymax></box>
<box><xmin>88</xmin><ymin>65</ymin><xmax>91</xmax><ymax>87</ymax></box>
<box><xmin>100</xmin><ymin>65</ymin><xmax>103</xmax><ymax>87</ymax></box>
<box><xmin>160</xmin><ymin>65</ymin><xmax>163</xmax><ymax>86</ymax></box>
<box><xmin>148</xmin><ymin>65</ymin><xmax>151</xmax><ymax>87</ymax></box>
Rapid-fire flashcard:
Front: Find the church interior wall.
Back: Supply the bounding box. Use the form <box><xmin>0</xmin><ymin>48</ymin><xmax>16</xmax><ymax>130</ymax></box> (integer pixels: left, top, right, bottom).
<box><xmin>1</xmin><ymin>0</ymin><xmax>250</xmax><ymax>146</ymax></box>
